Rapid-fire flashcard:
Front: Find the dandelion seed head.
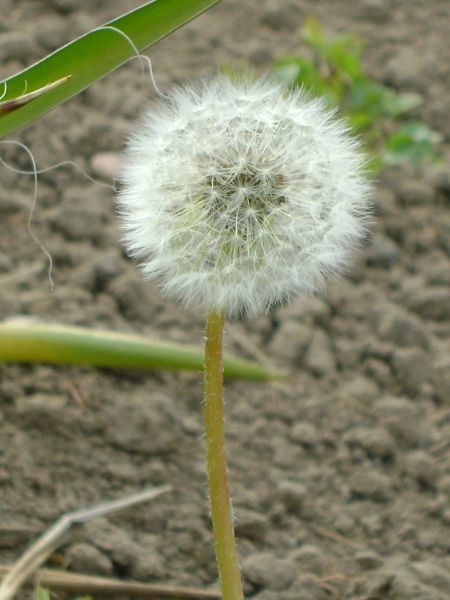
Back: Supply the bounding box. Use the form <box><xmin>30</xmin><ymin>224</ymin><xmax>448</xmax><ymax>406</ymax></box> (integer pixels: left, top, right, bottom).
<box><xmin>117</xmin><ymin>75</ymin><xmax>372</xmax><ymax>317</ymax></box>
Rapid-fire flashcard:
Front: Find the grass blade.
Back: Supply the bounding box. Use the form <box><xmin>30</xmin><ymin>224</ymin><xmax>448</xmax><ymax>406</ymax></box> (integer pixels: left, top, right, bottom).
<box><xmin>0</xmin><ymin>320</ymin><xmax>279</xmax><ymax>381</ymax></box>
<box><xmin>0</xmin><ymin>0</ymin><xmax>220</xmax><ymax>138</ymax></box>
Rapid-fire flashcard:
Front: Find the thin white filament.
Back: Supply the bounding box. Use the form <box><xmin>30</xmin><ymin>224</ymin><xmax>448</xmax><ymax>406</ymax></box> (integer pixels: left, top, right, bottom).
<box><xmin>0</xmin><ymin>156</ymin><xmax>116</xmax><ymax>191</ymax></box>
<box><xmin>0</xmin><ymin>140</ymin><xmax>54</xmax><ymax>290</ymax></box>
<box><xmin>0</xmin><ymin>24</ymin><xmax>168</xmax><ymax>287</ymax></box>
<box><xmin>93</xmin><ymin>25</ymin><xmax>169</xmax><ymax>100</ymax></box>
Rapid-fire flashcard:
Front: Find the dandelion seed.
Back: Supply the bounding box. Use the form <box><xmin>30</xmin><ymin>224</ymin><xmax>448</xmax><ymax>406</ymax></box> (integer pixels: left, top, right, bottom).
<box><xmin>117</xmin><ymin>75</ymin><xmax>371</xmax><ymax>318</ymax></box>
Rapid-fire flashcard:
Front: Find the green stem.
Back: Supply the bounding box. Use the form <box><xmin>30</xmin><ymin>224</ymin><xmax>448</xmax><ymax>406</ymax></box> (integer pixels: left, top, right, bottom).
<box><xmin>204</xmin><ymin>310</ymin><xmax>244</xmax><ymax>600</ymax></box>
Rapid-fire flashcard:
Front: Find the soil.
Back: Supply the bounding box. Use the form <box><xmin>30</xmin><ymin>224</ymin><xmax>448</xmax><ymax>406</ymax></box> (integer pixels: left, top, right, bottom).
<box><xmin>1</xmin><ymin>1</ymin><xmax>450</xmax><ymax>599</ymax></box>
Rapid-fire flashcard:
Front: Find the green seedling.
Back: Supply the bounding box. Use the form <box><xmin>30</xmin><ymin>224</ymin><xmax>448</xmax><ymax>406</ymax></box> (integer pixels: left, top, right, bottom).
<box><xmin>272</xmin><ymin>17</ymin><xmax>442</xmax><ymax>171</ymax></box>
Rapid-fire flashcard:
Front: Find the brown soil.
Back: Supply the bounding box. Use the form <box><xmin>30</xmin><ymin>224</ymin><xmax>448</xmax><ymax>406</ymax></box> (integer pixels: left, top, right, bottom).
<box><xmin>1</xmin><ymin>1</ymin><xmax>450</xmax><ymax>599</ymax></box>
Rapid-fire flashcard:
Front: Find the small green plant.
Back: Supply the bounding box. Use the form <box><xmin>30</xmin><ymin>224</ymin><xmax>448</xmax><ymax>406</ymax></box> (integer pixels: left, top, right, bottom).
<box><xmin>271</xmin><ymin>17</ymin><xmax>442</xmax><ymax>171</ymax></box>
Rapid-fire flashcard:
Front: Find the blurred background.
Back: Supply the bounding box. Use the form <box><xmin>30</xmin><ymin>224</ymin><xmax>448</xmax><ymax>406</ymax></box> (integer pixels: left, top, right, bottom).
<box><xmin>1</xmin><ymin>1</ymin><xmax>449</xmax><ymax>599</ymax></box>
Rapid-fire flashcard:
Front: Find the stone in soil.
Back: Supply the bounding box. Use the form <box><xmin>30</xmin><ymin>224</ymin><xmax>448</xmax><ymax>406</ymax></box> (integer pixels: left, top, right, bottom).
<box><xmin>242</xmin><ymin>552</ymin><xmax>296</xmax><ymax>592</ymax></box>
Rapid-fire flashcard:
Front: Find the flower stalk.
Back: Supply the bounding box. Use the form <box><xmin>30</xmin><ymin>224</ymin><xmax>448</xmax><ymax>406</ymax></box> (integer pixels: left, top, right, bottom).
<box><xmin>117</xmin><ymin>74</ymin><xmax>372</xmax><ymax>596</ymax></box>
<box><xmin>204</xmin><ymin>310</ymin><xmax>244</xmax><ymax>600</ymax></box>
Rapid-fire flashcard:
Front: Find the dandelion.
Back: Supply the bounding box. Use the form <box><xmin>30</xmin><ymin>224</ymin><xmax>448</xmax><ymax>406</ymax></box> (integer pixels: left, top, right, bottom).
<box><xmin>117</xmin><ymin>75</ymin><xmax>372</xmax><ymax>599</ymax></box>
<box><xmin>118</xmin><ymin>75</ymin><xmax>371</xmax><ymax>318</ymax></box>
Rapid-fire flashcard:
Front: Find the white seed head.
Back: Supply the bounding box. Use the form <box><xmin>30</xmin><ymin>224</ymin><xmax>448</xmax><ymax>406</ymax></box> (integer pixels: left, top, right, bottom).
<box><xmin>117</xmin><ymin>75</ymin><xmax>372</xmax><ymax>317</ymax></box>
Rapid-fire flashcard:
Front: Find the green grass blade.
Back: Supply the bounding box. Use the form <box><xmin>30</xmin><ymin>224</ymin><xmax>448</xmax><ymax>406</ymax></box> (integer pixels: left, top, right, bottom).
<box><xmin>0</xmin><ymin>320</ymin><xmax>279</xmax><ymax>381</ymax></box>
<box><xmin>0</xmin><ymin>0</ymin><xmax>220</xmax><ymax>138</ymax></box>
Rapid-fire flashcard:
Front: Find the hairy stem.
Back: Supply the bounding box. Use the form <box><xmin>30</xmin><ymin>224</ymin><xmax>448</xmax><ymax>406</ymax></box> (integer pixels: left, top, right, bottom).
<box><xmin>204</xmin><ymin>310</ymin><xmax>244</xmax><ymax>600</ymax></box>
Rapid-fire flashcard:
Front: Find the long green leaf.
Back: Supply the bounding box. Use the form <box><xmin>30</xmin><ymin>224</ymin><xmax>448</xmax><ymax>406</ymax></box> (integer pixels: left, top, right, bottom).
<box><xmin>0</xmin><ymin>321</ymin><xmax>279</xmax><ymax>381</ymax></box>
<box><xmin>0</xmin><ymin>0</ymin><xmax>220</xmax><ymax>138</ymax></box>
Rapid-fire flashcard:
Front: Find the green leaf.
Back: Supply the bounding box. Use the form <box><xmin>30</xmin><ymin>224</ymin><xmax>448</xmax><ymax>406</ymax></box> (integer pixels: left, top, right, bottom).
<box><xmin>37</xmin><ymin>588</ymin><xmax>51</xmax><ymax>600</ymax></box>
<box><xmin>0</xmin><ymin>0</ymin><xmax>220</xmax><ymax>138</ymax></box>
<box><xmin>0</xmin><ymin>320</ymin><xmax>280</xmax><ymax>381</ymax></box>
<box><xmin>272</xmin><ymin>57</ymin><xmax>329</xmax><ymax>96</ymax></box>
<box><xmin>384</xmin><ymin>122</ymin><xmax>443</xmax><ymax>166</ymax></box>
<box><xmin>271</xmin><ymin>58</ymin><xmax>303</xmax><ymax>87</ymax></box>
<box><xmin>324</xmin><ymin>35</ymin><xmax>363</xmax><ymax>81</ymax></box>
<box><xmin>386</xmin><ymin>92</ymin><xmax>423</xmax><ymax>117</ymax></box>
<box><xmin>302</xmin><ymin>17</ymin><xmax>325</xmax><ymax>52</ymax></box>
<box><xmin>348</xmin><ymin>82</ymin><xmax>390</xmax><ymax>118</ymax></box>
<box><xmin>345</xmin><ymin>110</ymin><xmax>373</xmax><ymax>131</ymax></box>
